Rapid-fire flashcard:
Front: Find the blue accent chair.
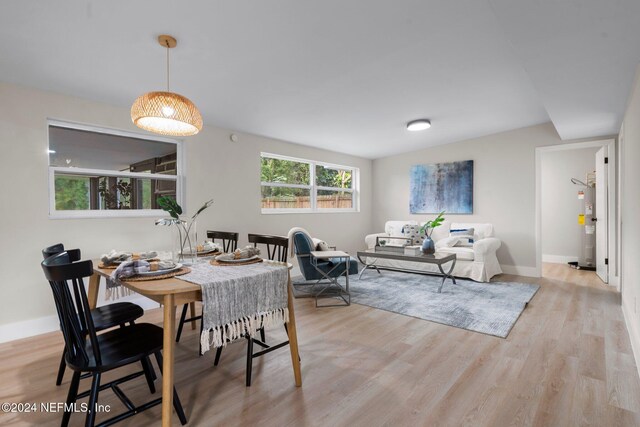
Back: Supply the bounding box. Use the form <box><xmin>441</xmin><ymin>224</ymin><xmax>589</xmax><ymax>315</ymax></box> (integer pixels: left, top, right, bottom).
<box><xmin>292</xmin><ymin>231</ymin><xmax>359</xmax><ymax>281</ymax></box>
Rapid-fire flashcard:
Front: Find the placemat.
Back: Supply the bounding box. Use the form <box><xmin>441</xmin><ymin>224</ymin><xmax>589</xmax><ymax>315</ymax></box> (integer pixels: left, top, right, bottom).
<box><xmin>210</xmin><ymin>258</ymin><xmax>264</xmax><ymax>267</ymax></box>
<box><xmin>124</xmin><ymin>267</ymin><xmax>192</xmax><ymax>282</ymax></box>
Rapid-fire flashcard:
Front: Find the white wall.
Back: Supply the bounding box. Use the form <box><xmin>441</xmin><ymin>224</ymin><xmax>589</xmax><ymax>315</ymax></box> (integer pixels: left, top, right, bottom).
<box><xmin>0</xmin><ymin>82</ymin><xmax>372</xmax><ymax>339</ymax></box>
<box><xmin>620</xmin><ymin>69</ymin><xmax>640</xmax><ymax>374</ymax></box>
<box><xmin>541</xmin><ymin>147</ymin><xmax>598</xmax><ymax>263</ymax></box>
<box><xmin>372</xmin><ymin>123</ymin><xmax>568</xmax><ymax>275</ymax></box>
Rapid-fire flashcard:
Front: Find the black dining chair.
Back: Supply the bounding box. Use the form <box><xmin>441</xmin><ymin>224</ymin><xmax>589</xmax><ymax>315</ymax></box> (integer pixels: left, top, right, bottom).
<box><xmin>175</xmin><ymin>230</ymin><xmax>239</xmax><ymax>351</ymax></box>
<box><xmin>42</xmin><ymin>244</ymin><xmax>146</xmax><ymax>386</ymax></box>
<box><xmin>248</xmin><ymin>233</ymin><xmax>289</xmax><ymax>262</ymax></box>
<box><xmin>214</xmin><ymin>233</ymin><xmax>292</xmax><ymax>386</ymax></box>
<box><xmin>41</xmin><ymin>251</ymin><xmax>187</xmax><ymax>427</ymax></box>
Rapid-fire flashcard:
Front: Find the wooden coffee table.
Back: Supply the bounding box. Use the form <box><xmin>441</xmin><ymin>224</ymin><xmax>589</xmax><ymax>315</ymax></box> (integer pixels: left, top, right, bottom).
<box><xmin>356</xmin><ymin>249</ymin><xmax>457</xmax><ymax>293</ymax></box>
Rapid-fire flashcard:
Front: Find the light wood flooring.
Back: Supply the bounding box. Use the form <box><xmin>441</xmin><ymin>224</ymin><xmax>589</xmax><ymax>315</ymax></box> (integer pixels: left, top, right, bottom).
<box><xmin>1</xmin><ymin>264</ymin><xmax>639</xmax><ymax>426</ymax></box>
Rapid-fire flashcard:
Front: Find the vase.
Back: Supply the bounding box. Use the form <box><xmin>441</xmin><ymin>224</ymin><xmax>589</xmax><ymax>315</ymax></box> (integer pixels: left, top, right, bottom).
<box><xmin>421</xmin><ymin>236</ymin><xmax>435</xmax><ymax>255</ymax></box>
<box><xmin>172</xmin><ymin>219</ymin><xmax>197</xmax><ymax>265</ymax></box>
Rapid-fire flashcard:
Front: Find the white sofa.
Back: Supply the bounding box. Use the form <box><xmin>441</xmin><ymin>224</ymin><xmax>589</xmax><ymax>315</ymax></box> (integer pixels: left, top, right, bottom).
<box><xmin>364</xmin><ymin>220</ymin><xmax>502</xmax><ymax>282</ymax></box>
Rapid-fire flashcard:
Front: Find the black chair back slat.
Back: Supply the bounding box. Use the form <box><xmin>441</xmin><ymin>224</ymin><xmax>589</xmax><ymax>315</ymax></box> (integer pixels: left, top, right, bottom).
<box><xmin>248</xmin><ymin>234</ymin><xmax>289</xmax><ymax>262</ymax></box>
<box><xmin>42</xmin><ymin>252</ymin><xmax>100</xmax><ymax>367</ymax></box>
<box><xmin>207</xmin><ymin>230</ymin><xmax>239</xmax><ymax>253</ymax></box>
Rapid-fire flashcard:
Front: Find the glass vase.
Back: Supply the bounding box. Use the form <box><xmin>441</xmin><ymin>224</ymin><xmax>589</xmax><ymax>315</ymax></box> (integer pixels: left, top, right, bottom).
<box><xmin>173</xmin><ymin>219</ymin><xmax>197</xmax><ymax>265</ymax></box>
<box><xmin>421</xmin><ymin>236</ymin><xmax>435</xmax><ymax>255</ymax></box>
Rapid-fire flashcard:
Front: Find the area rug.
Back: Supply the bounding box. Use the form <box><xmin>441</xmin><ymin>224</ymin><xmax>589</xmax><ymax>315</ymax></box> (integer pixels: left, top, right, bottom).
<box><xmin>293</xmin><ymin>270</ymin><xmax>539</xmax><ymax>338</ymax></box>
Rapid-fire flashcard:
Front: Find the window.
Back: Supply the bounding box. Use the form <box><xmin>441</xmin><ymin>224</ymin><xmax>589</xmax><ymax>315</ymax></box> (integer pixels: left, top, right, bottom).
<box><xmin>260</xmin><ymin>153</ymin><xmax>359</xmax><ymax>213</ymax></box>
<box><xmin>48</xmin><ymin>120</ymin><xmax>183</xmax><ymax>218</ymax></box>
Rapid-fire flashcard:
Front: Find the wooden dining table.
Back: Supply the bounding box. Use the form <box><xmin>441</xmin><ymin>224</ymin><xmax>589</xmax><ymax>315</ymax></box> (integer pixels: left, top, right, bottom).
<box><xmin>89</xmin><ymin>260</ymin><xmax>302</xmax><ymax>427</ymax></box>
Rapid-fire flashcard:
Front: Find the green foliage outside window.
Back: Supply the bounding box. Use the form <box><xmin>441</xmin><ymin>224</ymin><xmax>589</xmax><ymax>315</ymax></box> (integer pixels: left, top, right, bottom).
<box><xmin>55</xmin><ymin>175</ymin><xmax>90</xmax><ymax>210</ymax></box>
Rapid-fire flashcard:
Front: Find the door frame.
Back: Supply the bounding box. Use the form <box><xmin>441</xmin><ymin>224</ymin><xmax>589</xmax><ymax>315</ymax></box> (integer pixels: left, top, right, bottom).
<box><xmin>535</xmin><ymin>139</ymin><xmax>618</xmax><ymax>287</ymax></box>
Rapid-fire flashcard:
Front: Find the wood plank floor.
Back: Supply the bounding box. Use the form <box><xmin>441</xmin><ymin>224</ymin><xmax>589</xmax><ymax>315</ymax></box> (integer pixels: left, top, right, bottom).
<box><xmin>1</xmin><ymin>264</ymin><xmax>639</xmax><ymax>426</ymax></box>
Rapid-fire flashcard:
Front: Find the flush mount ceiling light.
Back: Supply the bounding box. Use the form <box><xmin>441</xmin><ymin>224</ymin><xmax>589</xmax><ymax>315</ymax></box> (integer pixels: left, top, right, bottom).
<box><xmin>406</xmin><ymin>119</ymin><xmax>431</xmax><ymax>131</ymax></box>
<box><xmin>131</xmin><ymin>35</ymin><xmax>203</xmax><ymax>137</ymax></box>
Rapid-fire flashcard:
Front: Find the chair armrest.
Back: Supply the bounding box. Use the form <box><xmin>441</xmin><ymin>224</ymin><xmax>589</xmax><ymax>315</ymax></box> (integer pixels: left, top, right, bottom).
<box><xmin>365</xmin><ymin>232</ymin><xmax>389</xmax><ymax>249</ymax></box>
<box><xmin>473</xmin><ymin>237</ymin><xmax>501</xmax><ymax>262</ymax></box>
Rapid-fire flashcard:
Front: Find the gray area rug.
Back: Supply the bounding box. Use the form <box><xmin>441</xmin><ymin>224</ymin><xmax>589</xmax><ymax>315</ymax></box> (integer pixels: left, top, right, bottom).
<box><xmin>294</xmin><ymin>270</ymin><xmax>539</xmax><ymax>338</ymax></box>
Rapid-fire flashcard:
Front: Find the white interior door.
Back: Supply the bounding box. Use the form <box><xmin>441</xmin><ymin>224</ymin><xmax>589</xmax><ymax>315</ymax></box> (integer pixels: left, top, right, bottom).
<box><xmin>595</xmin><ymin>146</ymin><xmax>608</xmax><ymax>283</ymax></box>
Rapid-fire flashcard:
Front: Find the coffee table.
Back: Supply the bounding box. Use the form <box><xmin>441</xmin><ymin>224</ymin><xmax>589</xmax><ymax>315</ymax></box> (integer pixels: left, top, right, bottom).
<box><xmin>356</xmin><ymin>249</ymin><xmax>457</xmax><ymax>293</ymax></box>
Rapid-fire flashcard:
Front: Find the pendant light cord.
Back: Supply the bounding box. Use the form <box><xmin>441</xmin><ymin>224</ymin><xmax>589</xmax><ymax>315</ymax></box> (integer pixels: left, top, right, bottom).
<box><xmin>165</xmin><ymin>40</ymin><xmax>170</xmax><ymax>92</ymax></box>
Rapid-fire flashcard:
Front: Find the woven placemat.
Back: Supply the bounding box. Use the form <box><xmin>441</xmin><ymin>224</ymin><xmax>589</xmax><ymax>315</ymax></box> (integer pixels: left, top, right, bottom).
<box><xmin>124</xmin><ymin>267</ymin><xmax>192</xmax><ymax>282</ymax></box>
<box><xmin>210</xmin><ymin>258</ymin><xmax>264</xmax><ymax>267</ymax></box>
<box><xmin>98</xmin><ymin>263</ymin><xmax>117</xmax><ymax>269</ymax></box>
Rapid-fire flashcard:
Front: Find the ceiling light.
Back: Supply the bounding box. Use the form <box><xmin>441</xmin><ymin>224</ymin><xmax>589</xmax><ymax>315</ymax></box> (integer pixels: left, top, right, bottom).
<box><xmin>407</xmin><ymin>119</ymin><xmax>431</xmax><ymax>131</ymax></box>
<box><xmin>131</xmin><ymin>35</ymin><xmax>203</xmax><ymax>137</ymax></box>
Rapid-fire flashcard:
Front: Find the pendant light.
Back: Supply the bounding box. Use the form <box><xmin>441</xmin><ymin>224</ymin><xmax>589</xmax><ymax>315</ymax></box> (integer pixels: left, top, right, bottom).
<box><xmin>131</xmin><ymin>35</ymin><xmax>203</xmax><ymax>136</ymax></box>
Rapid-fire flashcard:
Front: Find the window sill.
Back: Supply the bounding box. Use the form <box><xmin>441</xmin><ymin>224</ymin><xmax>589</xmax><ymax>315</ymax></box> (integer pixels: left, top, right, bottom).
<box><xmin>49</xmin><ymin>209</ymin><xmax>167</xmax><ymax>220</ymax></box>
<box><xmin>261</xmin><ymin>208</ymin><xmax>360</xmax><ymax>215</ymax></box>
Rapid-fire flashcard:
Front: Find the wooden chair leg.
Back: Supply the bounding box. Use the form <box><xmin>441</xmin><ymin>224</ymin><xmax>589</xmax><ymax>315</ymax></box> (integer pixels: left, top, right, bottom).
<box><xmin>246</xmin><ymin>337</ymin><xmax>254</xmax><ymax>387</ymax></box>
<box><xmin>154</xmin><ymin>351</ymin><xmax>188</xmax><ymax>425</ymax></box>
<box><xmin>56</xmin><ymin>348</ymin><xmax>67</xmax><ymax>386</ymax></box>
<box><xmin>176</xmin><ymin>304</ymin><xmax>189</xmax><ymax>342</ymax></box>
<box><xmin>141</xmin><ymin>356</ymin><xmax>156</xmax><ymax>394</ymax></box>
<box><xmin>259</xmin><ymin>327</ymin><xmax>266</xmax><ymax>343</ymax></box>
<box><xmin>85</xmin><ymin>373</ymin><xmax>101</xmax><ymax>427</ymax></box>
<box><xmin>62</xmin><ymin>370</ymin><xmax>80</xmax><ymax>427</ymax></box>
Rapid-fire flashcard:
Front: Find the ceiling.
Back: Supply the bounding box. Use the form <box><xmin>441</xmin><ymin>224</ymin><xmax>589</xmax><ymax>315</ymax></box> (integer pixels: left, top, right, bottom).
<box><xmin>2</xmin><ymin>0</ymin><xmax>639</xmax><ymax>159</ymax></box>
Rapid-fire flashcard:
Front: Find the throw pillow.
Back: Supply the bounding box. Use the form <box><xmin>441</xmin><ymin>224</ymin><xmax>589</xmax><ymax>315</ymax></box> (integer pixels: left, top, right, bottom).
<box><xmin>436</xmin><ymin>236</ymin><xmax>460</xmax><ymax>249</ymax></box>
<box><xmin>402</xmin><ymin>223</ymin><xmax>425</xmax><ymax>246</ymax></box>
<box><xmin>316</xmin><ymin>241</ymin><xmax>331</xmax><ymax>251</ymax></box>
<box><xmin>450</xmin><ymin>228</ymin><xmax>474</xmax><ymax>247</ymax></box>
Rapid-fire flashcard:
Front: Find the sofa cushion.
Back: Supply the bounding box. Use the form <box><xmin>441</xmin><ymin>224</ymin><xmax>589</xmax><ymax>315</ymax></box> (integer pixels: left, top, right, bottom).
<box><xmin>425</xmin><ymin>220</ymin><xmax>451</xmax><ymax>242</ymax></box>
<box><xmin>437</xmin><ymin>246</ymin><xmax>475</xmax><ymax>261</ymax></box>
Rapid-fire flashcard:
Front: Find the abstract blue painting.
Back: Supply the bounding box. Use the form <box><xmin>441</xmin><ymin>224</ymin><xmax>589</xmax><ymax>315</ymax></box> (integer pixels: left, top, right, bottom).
<box><xmin>410</xmin><ymin>160</ymin><xmax>473</xmax><ymax>214</ymax></box>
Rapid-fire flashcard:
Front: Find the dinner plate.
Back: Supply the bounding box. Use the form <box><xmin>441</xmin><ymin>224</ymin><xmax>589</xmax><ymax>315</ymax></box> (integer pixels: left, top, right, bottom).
<box><xmin>215</xmin><ymin>255</ymin><xmax>261</xmax><ymax>264</ymax></box>
<box><xmin>135</xmin><ymin>263</ymin><xmax>182</xmax><ymax>276</ymax></box>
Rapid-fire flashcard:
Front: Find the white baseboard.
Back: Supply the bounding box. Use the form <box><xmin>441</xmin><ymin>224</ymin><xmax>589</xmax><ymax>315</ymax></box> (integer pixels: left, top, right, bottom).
<box><xmin>0</xmin><ymin>295</ymin><xmax>159</xmax><ymax>344</ymax></box>
<box><xmin>622</xmin><ymin>296</ymin><xmax>640</xmax><ymax>381</ymax></box>
<box><xmin>542</xmin><ymin>254</ymin><xmax>579</xmax><ymax>264</ymax></box>
<box><xmin>0</xmin><ymin>314</ymin><xmax>60</xmax><ymax>344</ymax></box>
<box><xmin>500</xmin><ymin>264</ymin><xmax>540</xmax><ymax>278</ymax></box>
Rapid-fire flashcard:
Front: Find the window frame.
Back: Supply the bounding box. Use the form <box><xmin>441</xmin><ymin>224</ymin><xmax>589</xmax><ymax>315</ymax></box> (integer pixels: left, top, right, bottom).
<box><xmin>47</xmin><ymin>119</ymin><xmax>185</xmax><ymax>219</ymax></box>
<box><xmin>260</xmin><ymin>152</ymin><xmax>360</xmax><ymax>214</ymax></box>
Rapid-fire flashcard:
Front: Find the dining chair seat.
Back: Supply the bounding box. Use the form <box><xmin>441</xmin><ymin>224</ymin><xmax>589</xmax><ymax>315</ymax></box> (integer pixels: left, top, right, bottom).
<box><xmin>90</xmin><ymin>303</ymin><xmax>144</xmax><ymax>329</ymax></box>
<box><xmin>66</xmin><ymin>323</ymin><xmax>163</xmax><ymax>372</ymax></box>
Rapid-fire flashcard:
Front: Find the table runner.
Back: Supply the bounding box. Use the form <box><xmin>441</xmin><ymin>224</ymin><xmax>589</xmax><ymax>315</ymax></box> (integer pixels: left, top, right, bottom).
<box><xmin>178</xmin><ymin>261</ymin><xmax>289</xmax><ymax>354</ymax></box>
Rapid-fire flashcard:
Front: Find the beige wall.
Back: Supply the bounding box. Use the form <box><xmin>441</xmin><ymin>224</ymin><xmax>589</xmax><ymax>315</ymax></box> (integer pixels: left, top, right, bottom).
<box><xmin>372</xmin><ymin>123</ymin><xmax>565</xmax><ymax>273</ymax></box>
<box><xmin>541</xmin><ymin>147</ymin><xmax>598</xmax><ymax>261</ymax></box>
<box><xmin>620</xmin><ymin>70</ymin><xmax>640</xmax><ymax>368</ymax></box>
<box><xmin>0</xmin><ymin>82</ymin><xmax>372</xmax><ymax>332</ymax></box>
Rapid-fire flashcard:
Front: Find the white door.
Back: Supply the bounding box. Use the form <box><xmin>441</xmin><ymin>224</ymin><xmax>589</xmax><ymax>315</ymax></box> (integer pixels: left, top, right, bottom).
<box><xmin>595</xmin><ymin>146</ymin><xmax>608</xmax><ymax>283</ymax></box>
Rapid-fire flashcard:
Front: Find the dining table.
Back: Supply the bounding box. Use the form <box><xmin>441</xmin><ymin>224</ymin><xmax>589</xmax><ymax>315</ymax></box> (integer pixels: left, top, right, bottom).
<box><xmin>88</xmin><ymin>259</ymin><xmax>302</xmax><ymax>427</ymax></box>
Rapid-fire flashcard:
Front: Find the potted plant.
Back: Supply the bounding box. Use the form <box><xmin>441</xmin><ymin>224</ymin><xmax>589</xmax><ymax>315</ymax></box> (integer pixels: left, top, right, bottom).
<box><xmin>419</xmin><ymin>211</ymin><xmax>445</xmax><ymax>255</ymax></box>
<box><xmin>155</xmin><ymin>197</ymin><xmax>213</xmax><ymax>264</ymax></box>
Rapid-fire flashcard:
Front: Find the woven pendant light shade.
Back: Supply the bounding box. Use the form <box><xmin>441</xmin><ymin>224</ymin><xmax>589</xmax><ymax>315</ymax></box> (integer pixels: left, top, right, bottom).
<box><xmin>131</xmin><ymin>91</ymin><xmax>203</xmax><ymax>136</ymax></box>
